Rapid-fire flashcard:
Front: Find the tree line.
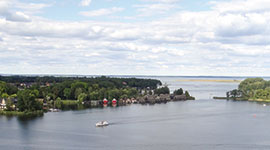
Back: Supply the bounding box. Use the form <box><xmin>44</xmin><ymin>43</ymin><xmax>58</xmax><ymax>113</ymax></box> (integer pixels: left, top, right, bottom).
<box><xmin>0</xmin><ymin>75</ymin><xmax>161</xmax><ymax>89</ymax></box>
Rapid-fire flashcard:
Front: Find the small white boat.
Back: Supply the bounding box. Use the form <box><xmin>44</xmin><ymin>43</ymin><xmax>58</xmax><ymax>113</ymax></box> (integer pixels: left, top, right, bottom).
<box><xmin>49</xmin><ymin>108</ymin><xmax>60</xmax><ymax>112</ymax></box>
<box><xmin>96</xmin><ymin>121</ymin><xmax>109</xmax><ymax>127</ymax></box>
<box><xmin>263</xmin><ymin>104</ymin><xmax>267</xmax><ymax>107</ymax></box>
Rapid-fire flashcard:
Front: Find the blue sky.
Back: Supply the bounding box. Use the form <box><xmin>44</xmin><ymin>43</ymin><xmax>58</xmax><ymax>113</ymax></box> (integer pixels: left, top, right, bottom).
<box><xmin>0</xmin><ymin>0</ymin><xmax>270</xmax><ymax>76</ymax></box>
<box><xmin>31</xmin><ymin>0</ymin><xmax>213</xmax><ymax>21</ymax></box>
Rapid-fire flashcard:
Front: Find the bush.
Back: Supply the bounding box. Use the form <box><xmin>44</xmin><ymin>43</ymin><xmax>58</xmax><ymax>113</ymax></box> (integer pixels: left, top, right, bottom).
<box><xmin>154</xmin><ymin>86</ymin><xmax>170</xmax><ymax>95</ymax></box>
<box><xmin>61</xmin><ymin>100</ymin><xmax>79</xmax><ymax>110</ymax></box>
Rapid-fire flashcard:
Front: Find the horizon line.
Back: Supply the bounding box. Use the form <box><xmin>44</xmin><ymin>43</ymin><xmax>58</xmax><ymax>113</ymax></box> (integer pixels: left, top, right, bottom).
<box><xmin>1</xmin><ymin>73</ymin><xmax>270</xmax><ymax>78</ymax></box>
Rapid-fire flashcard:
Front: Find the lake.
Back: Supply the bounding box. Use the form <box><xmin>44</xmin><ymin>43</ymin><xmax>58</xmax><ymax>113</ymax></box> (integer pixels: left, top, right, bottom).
<box><xmin>1</xmin><ymin>76</ymin><xmax>270</xmax><ymax>150</ymax></box>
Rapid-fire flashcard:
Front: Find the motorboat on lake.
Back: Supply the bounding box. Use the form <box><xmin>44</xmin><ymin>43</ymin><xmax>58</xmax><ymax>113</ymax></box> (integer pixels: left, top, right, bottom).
<box><xmin>96</xmin><ymin>121</ymin><xmax>109</xmax><ymax>127</ymax></box>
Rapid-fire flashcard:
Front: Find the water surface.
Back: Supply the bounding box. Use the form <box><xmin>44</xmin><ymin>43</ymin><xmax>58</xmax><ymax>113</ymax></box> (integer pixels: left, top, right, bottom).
<box><xmin>1</xmin><ymin>100</ymin><xmax>270</xmax><ymax>150</ymax></box>
<box><xmin>1</xmin><ymin>76</ymin><xmax>270</xmax><ymax>150</ymax></box>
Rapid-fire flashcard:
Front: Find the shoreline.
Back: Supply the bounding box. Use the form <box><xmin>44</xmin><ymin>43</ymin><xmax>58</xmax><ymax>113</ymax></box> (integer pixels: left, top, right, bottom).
<box><xmin>0</xmin><ymin>110</ymin><xmax>44</xmax><ymax>117</ymax></box>
<box><xmin>213</xmin><ymin>97</ymin><xmax>270</xmax><ymax>103</ymax></box>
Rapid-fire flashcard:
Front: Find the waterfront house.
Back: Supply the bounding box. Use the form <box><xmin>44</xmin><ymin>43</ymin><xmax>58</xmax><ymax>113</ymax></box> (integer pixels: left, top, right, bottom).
<box><xmin>173</xmin><ymin>95</ymin><xmax>186</xmax><ymax>101</ymax></box>
<box><xmin>126</xmin><ymin>98</ymin><xmax>131</xmax><ymax>104</ymax></box>
<box><xmin>146</xmin><ymin>95</ymin><xmax>156</xmax><ymax>104</ymax></box>
<box><xmin>138</xmin><ymin>97</ymin><xmax>146</xmax><ymax>104</ymax></box>
<box><xmin>155</xmin><ymin>96</ymin><xmax>162</xmax><ymax>103</ymax></box>
<box><xmin>0</xmin><ymin>98</ymin><xmax>6</xmax><ymax>110</ymax></box>
<box><xmin>90</xmin><ymin>100</ymin><xmax>100</xmax><ymax>107</ymax></box>
<box><xmin>118</xmin><ymin>99</ymin><xmax>124</xmax><ymax>106</ymax></box>
<box><xmin>160</xmin><ymin>94</ymin><xmax>171</xmax><ymax>102</ymax></box>
<box><xmin>131</xmin><ymin>98</ymin><xmax>137</xmax><ymax>104</ymax></box>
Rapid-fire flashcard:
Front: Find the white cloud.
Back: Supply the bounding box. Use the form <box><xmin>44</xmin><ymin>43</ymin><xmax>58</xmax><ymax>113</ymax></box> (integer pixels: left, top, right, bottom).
<box><xmin>0</xmin><ymin>1</ymin><xmax>30</xmax><ymax>22</ymax></box>
<box><xmin>79</xmin><ymin>7</ymin><xmax>124</xmax><ymax>17</ymax></box>
<box><xmin>0</xmin><ymin>0</ymin><xmax>48</xmax><ymax>22</ymax></box>
<box><xmin>79</xmin><ymin>0</ymin><xmax>92</xmax><ymax>7</ymax></box>
<box><xmin>211</xmin><ymin>0</ymin><xmax>270</xmax><ymax>13</ymax></box>
<box><xmin>1</xmin><ymin>0</ymin><xmax>270</xmax><ymax>76</ymax></box>
<box><xmin>5</xmin><ymin>11</ymin><xmax>30</xmax><ymax>22</ymax></box>
<box><xmin>134</xmin><ymin>3</ymin><xmax>176</xmax><ymax>16</ymax></box>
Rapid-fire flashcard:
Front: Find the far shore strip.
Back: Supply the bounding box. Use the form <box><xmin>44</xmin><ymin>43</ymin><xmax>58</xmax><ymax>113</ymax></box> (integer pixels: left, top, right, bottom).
<box><xmin>176</xmin><ymin>79</ymin><xmax>241</xmax><ymax>83</ymax></box>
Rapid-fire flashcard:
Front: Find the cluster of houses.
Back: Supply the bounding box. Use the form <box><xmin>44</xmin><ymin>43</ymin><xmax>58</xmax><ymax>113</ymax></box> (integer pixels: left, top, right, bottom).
<box><xmin>17</xmin><ymin>82</ymin><xmax>51</xmax><ymax>90</ymax></box>
<box><xmin>89</xmin><ymin>94</ymin><xmax>189</xmax><ymax>107</ymax></box>
<box><xmin>0</xmin><ymin>92</ymin><xmax>190</xmax><ymax>111</ymax></box>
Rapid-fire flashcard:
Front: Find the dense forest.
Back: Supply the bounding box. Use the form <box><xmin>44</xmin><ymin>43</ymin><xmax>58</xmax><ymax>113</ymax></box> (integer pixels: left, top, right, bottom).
<box><xmin>227</xmin><ymin>78</ymin><xmax>270</xmax><ymax>101</ymax></box>
<box><xmin>0</xmin><ymin>76</ymin><xmax>161</xmax><ymax>99</ymax></box>
<box><xmin>0</xmin><ymin>76</ymin><xmax>161</xmax><ymax>89</ymax></box>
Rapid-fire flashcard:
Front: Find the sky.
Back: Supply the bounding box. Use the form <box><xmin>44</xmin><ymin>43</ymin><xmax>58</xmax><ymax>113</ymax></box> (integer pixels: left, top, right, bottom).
<box><xmin>0</xmin><ymin>0</ymin><xmax>270</xmax><ymax>76</ymax></box>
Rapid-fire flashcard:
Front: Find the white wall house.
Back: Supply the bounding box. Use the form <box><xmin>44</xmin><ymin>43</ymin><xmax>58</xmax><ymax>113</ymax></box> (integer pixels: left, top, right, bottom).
<box><xmin>0</xmin><ymin>99</ymin><xmax>6</xmax><ymax>110</ymax></box>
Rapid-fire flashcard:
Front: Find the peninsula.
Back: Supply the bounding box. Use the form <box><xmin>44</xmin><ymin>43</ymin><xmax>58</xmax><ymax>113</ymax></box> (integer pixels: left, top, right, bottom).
<box><xmin>0</xmin><ymin>75</ymin><xmax>195</xmax><ymax>117</ymax></box>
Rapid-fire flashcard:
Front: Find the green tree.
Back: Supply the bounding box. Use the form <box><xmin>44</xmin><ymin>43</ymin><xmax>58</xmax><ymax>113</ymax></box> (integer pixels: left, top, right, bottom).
<box><xmin>40</xmin><ymin>87</ymin><xmax>49</xmax><ymax>98</ymax></box>
<box><xmin>229</xmin><ymin>89</ymin><xmax>242</xmax><ymax>100</ymax></box>
<box><xmin>46</xmin><ymin>93</ymin><xmax>54</xmax><ymax>101</ymax></box>
<box><xmin>239</xmin><ymin>78</ymin><xmax>266</xmax><ymax>98</ymax></box>
<box><xmin>90</xmin><ymin>91</ymin><xmax>99</xmax><ymax>100</ymax></box>
<box><xmin>154</xmin><ymin>86</ymin><xmax>170</xmax><ymax>95</ymax></box>
<box><xmin>0</xmin><ymin>81</ymin><xmax>7</xmax><ymax>96</ymax></box>
<box><xmin>1</xmin><ymin>93</ymin><xmax>9</xmax><ymax>99</ymax></box>
<box><xmin>55</xmin><ymin>97</ymin><xmax>62</xmax><ymax>109</ymax></box>
<box><xmin>5</xmin><ymin>98</ymin><xmax>13</xmax><ymax>111</ymax></box>
<box><xmin>78</xmin><ymin>93</ymin><xmax>87</xmax><ymax>103</ymax></box>
<box><xmin>6</xmin><ymin>94</ymin><xmax>17</xmax><ymax>111</ymax></box>
<box><xmin>6</xmin><ymin>83</ymin><xmax>18</xmax><ymax>95</ymax></box>
<box><xmin>64</xmin><ymin>88</ymin><xmax>71</xmax><ymax>99</ymax></box>
<box><xmin>52</xmin><ymin>85</ymin><xmax>62</xmax><ymax>100</ymax></box>
<box><xmin>71</xmin><ymin>81</ymin><xmax>87</xmax><ymax>99</ymax></box>
<box><xmin>17</xmin><ymin>89</ymin><xmax>42</xmax><ymax>112</ymax></box>
<box><xmin>9</xmin><ymin>94</ymin><xmax>17</xmax><ymax>99</ymax></box>
<box><xmin>98</xmin><ymin>88</ymin><xmax>107</xmax><ymax>100</ymax></box>
<box><xmin>129</xmin><ymin>88</ymin><xmax>138</xmax><ymax>97</ymax></box>
<box><xmin>185</xmin><ymin>91</ymin><xmax>195</xmax><ymax>100</ymax></box>
<box><xmin>185</xmin><ymin>91</ymin><xmax>190</xmax><ymax>97</ymax></box>
<box><xmin>92</xmin><ymin>84</ymin><xmax>99</xmax><ymax>91</ymax></box>
<box><xmin>108</xmin><ymin>89</ymin><xmax>120</xmax><ymax>100</ymax></box>
<box><xmin>174</xmin><ymin>88</ymin><xmax>183</xmax><ymax>95</ymax></box>
<box><xmin>120</xmin><ymin>94</ymin><xmax>128</xmax><ymax>99</ymax></box>
<box><xmin>75</xmin><ymin>88</ymin><xmax>83</xmax><ymax>100</ymax></box>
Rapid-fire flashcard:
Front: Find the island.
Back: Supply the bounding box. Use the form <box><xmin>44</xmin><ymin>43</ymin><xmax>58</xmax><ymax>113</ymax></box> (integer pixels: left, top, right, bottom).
<box><xmin>226</xmin><ymin>77</ymin><xmax>270</xmax><ymax>102</ymax></box>
<box><xmin>0</xmin><ymin>75</ymin><xmax>195</xmax><ymax>117</ymax></box>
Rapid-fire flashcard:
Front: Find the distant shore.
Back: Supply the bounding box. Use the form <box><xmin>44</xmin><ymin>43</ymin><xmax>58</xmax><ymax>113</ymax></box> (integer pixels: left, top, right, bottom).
<box><xmin>176</xmin><ymin>79</ymin><xmax>241</xmax><ymax>83</ymax></box>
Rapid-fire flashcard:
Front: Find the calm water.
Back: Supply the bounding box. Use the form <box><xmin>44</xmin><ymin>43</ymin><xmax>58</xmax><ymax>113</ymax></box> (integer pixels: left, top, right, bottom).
<box><xmin>1</xmin><ymin>76</ymin><xmax>270</xmax><ymax>150</ymax></box>
<box><xmin>149</xmin><ymin>76</ymin><xmax>242</xmax><ymax>99</ymax></box>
